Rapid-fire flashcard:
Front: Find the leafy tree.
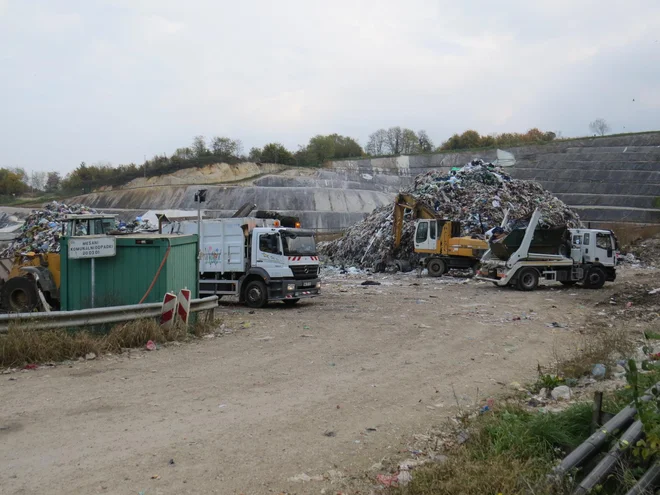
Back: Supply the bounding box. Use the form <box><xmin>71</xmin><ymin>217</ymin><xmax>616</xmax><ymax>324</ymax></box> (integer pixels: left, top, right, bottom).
<box><xmin>30</xmin><ymin>171</ymin><xmax>46</xmax><ymax>191</ymax></box>
<box><xmin>191</xmin><ymin>135</ymin><xmax>209</xmax><ymax>157</ymax></box>
<box><xmin>366</xmin><ymin>129</ymin><xmax>388</xmax><ymax>155</ymax></box>
<box><xmin>260</xmin><ymin>143</ymin><xmax>294</xmax><ymax>165</ymax></box>
<box><xmin>417</xmin><ymin>130</ymin><xmax>434</xmax><ymax>153</ymax></box>
<box><xmin>306</xmin><ymin>135</ymin><xmax>336</xmax><ymax>164</ymax></box>
<box><xmin>45</xmin><ymin>172</ymin><xmax>62</xmax><ymax>192</ymax></box>
<box><xmin>439</xmin><ymin>128</ymin><xmax>557</xmax><ymax>151</ymax></box>
<box><xmin>385</xmin><ymin>126</ymin><xmax>403</xmax><ymax>154</ymax></box>
<box><xmin>589</xmin><ymin>119</ymin><xmax>610</xmax><ymax>136</ymax></box>
<box><xmin>0</xmin><ymin>168</ymin><xmax>29</xmax><ymax>196</ymax></box>
<box><xmin>248</xmin><ymin>147</ymin><xmax>262</xmax><ymax>161</ymax></box>
<box><xmin>401</xmin><ymin>128</ymin><xmax>419</xmax><ymax>154</ymax></box>
<box><xmin>211</xmin><ymin>137</ymin><xmax>242</xmax><ymax>160</ymax></box>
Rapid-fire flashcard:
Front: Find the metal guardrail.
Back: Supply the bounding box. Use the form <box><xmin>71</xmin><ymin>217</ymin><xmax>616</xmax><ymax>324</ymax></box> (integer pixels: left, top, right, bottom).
<box><xmin>0</xmin><ymin>296</ymin><xmax>218</xmax><ymax>333</ymax></box>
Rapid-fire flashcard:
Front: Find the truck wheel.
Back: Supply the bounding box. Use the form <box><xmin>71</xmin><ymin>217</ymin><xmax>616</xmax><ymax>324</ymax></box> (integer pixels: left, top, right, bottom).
<box><xmin>427</xmin><ymin>259</ymin><xmax>445</xmax><ymax>277</ymax></box>
<box><xmin>1</xmin><ymin>276</ymin><xmax>38</xmax><ymax>312</ymax></box>
<box><xmin>282</xmin><ymin>298</ymin><xmax>300</xmax><ymax>306</ymax></box>
<box><xmin>584</xmin><ymin>267</ymin><xmax>606</xmax><ymax>289</ymax></box>
<box><xmin>244</xmin><ymin>280</ymin><xmax>268</xmax><ymax>308</ymax></box>
<box><xmin>517</xmin><ymin>268</ymin><xmax>539</xmax><ymax>291</ymax></box>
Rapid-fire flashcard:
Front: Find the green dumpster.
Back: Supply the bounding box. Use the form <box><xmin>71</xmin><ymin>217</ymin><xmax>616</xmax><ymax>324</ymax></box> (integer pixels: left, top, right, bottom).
<box><xmin>60</xmin><ymin>234</ymin><xmax>198</xmax><ymax>310</ymax></box>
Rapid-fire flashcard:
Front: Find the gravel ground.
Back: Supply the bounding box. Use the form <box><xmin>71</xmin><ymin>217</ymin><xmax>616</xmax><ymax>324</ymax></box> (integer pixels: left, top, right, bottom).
<box><xmin>1</xmin><ymin>267</ymin><xmax>656</xmax><ymax>495</ymax></box>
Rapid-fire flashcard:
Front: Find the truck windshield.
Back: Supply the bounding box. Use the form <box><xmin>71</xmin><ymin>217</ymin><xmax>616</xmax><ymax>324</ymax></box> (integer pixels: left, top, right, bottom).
<box><xmin>281</xmin><ymin>234</ymin><xmax>316</xmax><ymax>256</ymax></box>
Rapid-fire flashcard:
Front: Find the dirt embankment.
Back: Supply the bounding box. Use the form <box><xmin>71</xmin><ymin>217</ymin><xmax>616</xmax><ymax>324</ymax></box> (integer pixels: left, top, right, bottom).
<box><xmin>98</xmin><ymin>162</ymin><xmax>297</xmax><ymax>191</ymax></box>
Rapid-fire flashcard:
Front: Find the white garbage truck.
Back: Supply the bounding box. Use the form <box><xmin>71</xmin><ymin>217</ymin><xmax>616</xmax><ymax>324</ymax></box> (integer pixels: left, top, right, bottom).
<box><xmin>165</xmin><ymin>216</ymin><xmax>321</xmax><ymax>308</ymax></box>
<box><xmin>477</xmin><ymin>209</ymin><xmax>618</xmax><ymax>291</ymax></box>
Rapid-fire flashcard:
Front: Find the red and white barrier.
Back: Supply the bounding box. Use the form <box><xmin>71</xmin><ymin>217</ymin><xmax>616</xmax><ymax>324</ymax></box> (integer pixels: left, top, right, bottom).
<box><xmin>177</xmin><ymin>288</ymin><xmax>191</xmax><ymax>327</ymax></box>
<box><xmin>160</xmin><ymin>292</ymin><xmax>178</xmax><ymax>329</ymax></box>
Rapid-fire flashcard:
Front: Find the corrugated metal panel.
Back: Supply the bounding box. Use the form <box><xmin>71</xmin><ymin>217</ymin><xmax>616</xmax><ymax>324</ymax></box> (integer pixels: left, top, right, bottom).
<box><xmin>61</xmin><ymin>235</ymin><xmax>198</xmax><ymax>311</ymax></box>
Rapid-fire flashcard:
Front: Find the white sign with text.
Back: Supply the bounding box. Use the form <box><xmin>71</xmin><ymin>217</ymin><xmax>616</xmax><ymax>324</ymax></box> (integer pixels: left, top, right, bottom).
<box><xmin>68</xmin><ymin>236</ymin><xmax>117</xmax><ymax>259</ymax></box>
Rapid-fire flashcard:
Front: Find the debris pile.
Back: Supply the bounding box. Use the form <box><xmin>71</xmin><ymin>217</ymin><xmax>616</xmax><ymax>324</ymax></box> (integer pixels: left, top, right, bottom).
<box><xmin>321</xmin><ymin>160</ymin><xmax>581</xmax><ymax>268</ymax></box>
<box><xmin>627</xmin><ymin>234</ymin><xmax>660</xmax><ymax>267</ymax></box>
<box><xmin>0</xmin><ymin>201</ymin><xmax>100</xmax><ymax>258</ymax></box>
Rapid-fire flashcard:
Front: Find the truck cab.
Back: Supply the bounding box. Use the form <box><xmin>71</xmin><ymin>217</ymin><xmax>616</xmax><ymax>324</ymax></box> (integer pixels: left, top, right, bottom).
<box><xmin>246</xmin><ymin>227</ymin><xmax>320</xmax><ymax>306</ymax></box>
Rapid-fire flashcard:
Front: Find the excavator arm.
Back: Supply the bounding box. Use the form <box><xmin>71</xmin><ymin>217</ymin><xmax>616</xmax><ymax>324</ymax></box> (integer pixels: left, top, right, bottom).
<box><xmin>392</xmin><ymin>193</ymin><xmax>437</xmax><ymax>248</ymax></box>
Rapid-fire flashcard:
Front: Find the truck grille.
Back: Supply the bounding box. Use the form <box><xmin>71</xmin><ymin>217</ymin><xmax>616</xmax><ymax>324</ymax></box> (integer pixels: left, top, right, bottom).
<box><xmin>290</xmin><ymin>265</ymin><xmax>318</xmax><ymax>280</ymax></box>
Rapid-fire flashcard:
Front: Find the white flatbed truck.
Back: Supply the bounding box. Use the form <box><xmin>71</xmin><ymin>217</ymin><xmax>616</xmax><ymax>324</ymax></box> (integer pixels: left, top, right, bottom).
<box><xmin>477</xmin><ymin>209</ymin><xmax>618</xmax><ymax>291</ymax></box>
<box><xmin>166</xmin><ymin>216</ymin><xmax>320</xmax><ymax>308</ymax></box>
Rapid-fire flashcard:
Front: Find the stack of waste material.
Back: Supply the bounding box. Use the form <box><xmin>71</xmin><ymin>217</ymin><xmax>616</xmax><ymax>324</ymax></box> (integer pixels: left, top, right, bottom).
<box><xmin>321</xmin><ymin>160</ymin><xmax>581</xmax><ymax>268</ymax></box>
<box><xmin>0</xmin><ymin>201</ymin><xmax>100</xmax><ymax>258</ymax></box>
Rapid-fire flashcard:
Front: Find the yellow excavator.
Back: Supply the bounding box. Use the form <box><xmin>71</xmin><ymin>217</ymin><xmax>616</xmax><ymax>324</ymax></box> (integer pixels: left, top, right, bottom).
<box><xmin>390</xmin><ymin>193</ymin><xmax>487</xmax><ymax>276</ymax></box>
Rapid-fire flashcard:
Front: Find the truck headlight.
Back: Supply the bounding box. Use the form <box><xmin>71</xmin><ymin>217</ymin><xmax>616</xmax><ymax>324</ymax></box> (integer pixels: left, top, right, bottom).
<box><xmin>316</xmin><ymin>282</ymin><xmax>321</xmax><ymax>289</ymax></box>
<box><xmin>287</xmin><ymin>284</ymin><xmax>295</xmax><ymax>291</ymax></box>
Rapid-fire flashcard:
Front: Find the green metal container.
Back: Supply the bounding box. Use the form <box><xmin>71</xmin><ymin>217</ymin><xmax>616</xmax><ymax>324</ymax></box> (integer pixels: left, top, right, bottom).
<box><xmin>60</xmin><ymin>234</ymin><xmax>198</xmax><ymax>311</ymax></box>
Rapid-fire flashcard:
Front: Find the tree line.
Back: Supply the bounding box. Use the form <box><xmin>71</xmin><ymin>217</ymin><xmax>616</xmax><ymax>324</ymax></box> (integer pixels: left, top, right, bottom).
<box><xmin>1</xmin><ymin>126</ymin><xmax>563</xmax><ymax>196</ymax></box>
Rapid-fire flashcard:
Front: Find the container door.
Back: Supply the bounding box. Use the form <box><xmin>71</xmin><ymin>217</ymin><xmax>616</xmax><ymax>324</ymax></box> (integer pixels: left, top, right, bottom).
<box><xmin>225</xmin><ymin>243</ymin><xmax>243</xmax><ymax>271</ymax></box>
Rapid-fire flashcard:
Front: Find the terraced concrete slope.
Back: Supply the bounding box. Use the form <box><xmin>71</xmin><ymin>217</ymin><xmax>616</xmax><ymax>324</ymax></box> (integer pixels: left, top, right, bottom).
<box><xmin>326</xmin><ymin>132</ymin><xmax>660</xmax><ymax>226</ymax></box>
<box><xmin>70</xmin><ymin>183</ymin><xmax>391</xmax><ymax>231</ymax></box>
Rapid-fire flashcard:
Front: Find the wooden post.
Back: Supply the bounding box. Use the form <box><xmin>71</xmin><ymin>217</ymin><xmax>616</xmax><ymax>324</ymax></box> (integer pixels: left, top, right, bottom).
<box><xmin>591</xmin><ymin>391</ymin><xmax>604</xmax><ymax>433</ymax></box>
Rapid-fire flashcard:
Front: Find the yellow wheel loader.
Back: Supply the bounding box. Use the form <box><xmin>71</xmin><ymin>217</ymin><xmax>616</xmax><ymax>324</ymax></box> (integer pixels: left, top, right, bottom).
<box><xmin>0</xmin><ymin>214</ymin><xmax>117</xmax><ymax>312</ymax></box>
<box><xmin>385</xmin><ymin>193</ymin><xmax>487</xmax><ymax>277</ymax></box>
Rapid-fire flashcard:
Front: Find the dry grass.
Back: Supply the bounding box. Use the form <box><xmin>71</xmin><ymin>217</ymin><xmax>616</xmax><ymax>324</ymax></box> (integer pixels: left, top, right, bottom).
<box><xmin>557</xmin><ymin>323</ymin><xmax>634</xmax><ymax>378</ymax></box>
<box><xmin>0</xmin><ymin>316</ymin><xmax>217</xmax><ymax>368</ymax></box>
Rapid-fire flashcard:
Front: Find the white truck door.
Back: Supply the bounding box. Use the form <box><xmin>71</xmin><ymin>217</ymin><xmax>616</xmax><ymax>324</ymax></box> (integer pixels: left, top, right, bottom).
<box><xmin>594</xmin><ymin>233</ymin><xmax>615</xmax><ymax>265</ymax></box>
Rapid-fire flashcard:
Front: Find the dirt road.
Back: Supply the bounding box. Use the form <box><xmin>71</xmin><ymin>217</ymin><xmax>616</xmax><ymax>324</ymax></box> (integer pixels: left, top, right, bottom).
<box><xmin>0</xmin><ymin>270</ymin><xmax>637</xmax><ymax>495</ymax></box>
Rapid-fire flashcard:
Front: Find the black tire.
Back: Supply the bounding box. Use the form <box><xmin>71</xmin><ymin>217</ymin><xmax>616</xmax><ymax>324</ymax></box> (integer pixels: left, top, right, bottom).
<box><xmin>373</xmin><ymin>262</ymin><xmax>386</xmax><ymax>273</ymax></box>
<box><xmin>244</xmin><ymin>280</ymin><xmax>268</xmax><ymax>308</ymax></box>
<box><xmin>395</xmin><ymin>260</ymin><xmax>413</xmax><ymax>273</ymax></box>
<box><xmin>427</xmin><ymin>258</ymin><xmax>445</xmax><ymax>277</ymax></box>
<box><xmin>560</xmin><ymin>281</ymin><xmax>577</xmax><ymax>287</ymax></box>
<box><xmin>1</xmin><ymin>276</ymin><xmax>38</xmax><ymax>312</ymax></box>
<box><xmin>282</xmin><ymin>298</ymin><xmax>300</xmax><ymax>306</ymax></box>
<box><xmin>584</xmin><ymin>267</ymin><xmax>606</xmax><ymax>289</ymax></box>
<box><xmin>517</xmin><ymin>268</ymin><xmax>539</xmax><ymax>291</ymax></box>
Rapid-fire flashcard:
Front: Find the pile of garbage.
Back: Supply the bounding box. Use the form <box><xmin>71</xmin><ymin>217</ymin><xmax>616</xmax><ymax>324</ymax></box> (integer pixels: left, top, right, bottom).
<box><xmin>321</xmin><ymin>160</ymin><xmax>581</xmax><ymax>268</ymax></box>
<box><xmin>0</xmin><ymin>202</ymin><xmax>101</xmax><ymax>258</ymax></box>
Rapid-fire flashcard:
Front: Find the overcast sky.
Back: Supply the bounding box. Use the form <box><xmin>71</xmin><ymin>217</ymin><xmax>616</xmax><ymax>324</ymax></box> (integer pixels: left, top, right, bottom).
<box><xmin>1</xmin><ymin>0</ymin><xmax>659</xmax><ymax>174</ymax></box>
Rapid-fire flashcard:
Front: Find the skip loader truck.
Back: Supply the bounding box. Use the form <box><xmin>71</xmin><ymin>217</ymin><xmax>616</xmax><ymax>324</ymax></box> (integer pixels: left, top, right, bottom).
<box><xmin>165</xmin><ymin>191</ymin><xmax>320</xmax><ymax>308</ymax></box>
<box><xmin>384</xmin><ymin>193</ymin><xmax>487</xmax><ymax>276</ymax></box>
<box><xmin>477</xmin><ymin>209</ymin><xmax>618</xmax><ymax>291</ymax></box>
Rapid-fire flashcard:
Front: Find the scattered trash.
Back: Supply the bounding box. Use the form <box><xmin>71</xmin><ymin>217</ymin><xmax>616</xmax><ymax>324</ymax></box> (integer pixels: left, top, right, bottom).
<box><xmin>551</xmin><ymin>385</ymin><xmax>572</xmax><ymax>401</ymax></box>
<box><xmin>288</xmin><ymin>473</ymin><xmax>324</xmax><ymax>483</ymax></box>
<box><xmin>361</xmin><ymin>280</ymin><xmax>381</xmax><ymax>286</ymax></box>
<box><xmin>145</xmin><ymin>340</ymin><xmax>157</xmax><ymax>351</ymax></box>
<box><xmin>592</xmin><ymin>363</ymin><xmax>607</xmax><ymax>379</ymax></box>
<box><xmin>546</xmin><ymin>322</ymin><xmax>566</xmax><ymax>328</ymax></box>
<box><xmin>376</xmin><ymin>473</ymin><xmax>400</xmax><ymax>487</ymax></box>
<box><xmin>649</xmin><ymin>288</ymin><xmax>660</xmax><ymax>295</ymax></box>
<box><xmin>85</xmin><ymin>352</ymin><xmax>96</xmax><ymax>361</ymax></box>
<box><xmin>151</xmin><ymin>475</ymin><xmax>160</xmax><ymax>480</ymax></box>
<box><xmin>366</xmin><ymin>427</ymin><xmax>377</xmax><ymax>432</ymax></box>
<box><xmin>626</xmin><ymin>301</ymin><xmax>633</xmax><ymax>308</ymax></box>
<box><xmin>168</xmin><ymin>459</ymin><xmax>175</xmax><ymax>465</ymax></box>
<box><xmin>218</xmin><ymin>404</ymin><xmax>227</xmax><ymax>409</ymax></box>
<box><xmin>323</xmin><ymin>430</ymin><xmax>336</xmax><ymax>437</ymax></box>
<box><xmin>457</xmin><ymin>430</ymin><xmax>470</xmax><ymax>444</ymax></box>
<box><xmin>23</xmin><ymin>363</ymin><xmax>38</xmax><ymax>370</ymax></box>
